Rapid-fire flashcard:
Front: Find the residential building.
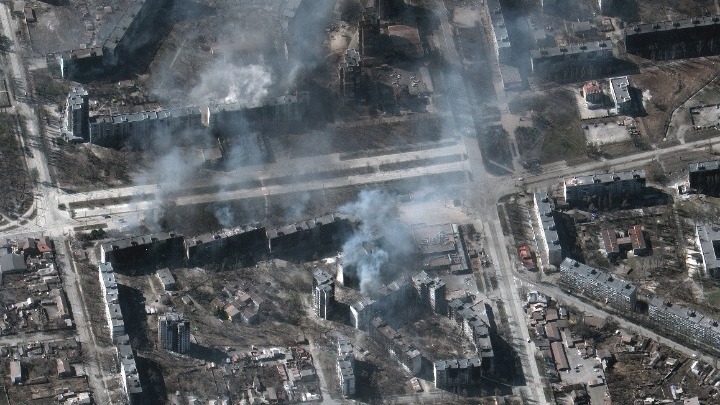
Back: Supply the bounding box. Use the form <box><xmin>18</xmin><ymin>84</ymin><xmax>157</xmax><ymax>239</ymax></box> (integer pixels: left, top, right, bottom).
<box><xmin>156</xmin><ymin>268</ymin><xmax>176</xmax><ymax>291</ymax></box>
<box><xmin>563</xmin><ymin>170</ymin><xmax>646</xmax><ymax>207</ymax></box>
<box><xmin>695</xmin><ymin>225</ymin><xmax>720</xmax><ymax>278</ymax></box>
<box><xmin>533</xmin><ymin>193</ymin><xmax>562</xmax><ymax>266</ymax></box>
<box><xmin>158</xmin><ymin>312</ymin><xmax>190</xmax><ymax>353</ymax></box>
<box><xmin>451</xmin><ymin>301</ymin><xmax>494</xmax><ymax>370</ymax></box>
<box><xmin>688</xmin><ymin>159</ymin><xmax>720</xmax><ymax>196</ymax></box>
<box><xmin>312</xmin><ymin>269</ymin><xmax>335</xmax><ymax>319</ymax></box>
<box><xmin>185</xmin><ymin>226</ymin><xmax>267</xmax><ymax>264</ymax></box>
<box><xmin>339</xmin><ymin>49</ymin><xmax>362</xmax><ymax>102</ymax></box>
<box><xmin>648</xmin><ymin>297</ymin><xmax>720</xmax><ymax>352</ymax></box>
<box><xmin>625</xmin><ymin>16</ymin><xmax>720</xmax><ymax>60</ymax></box>
<box><xmin>337</xmin><ymin>337</ymin><xmax>355</xmax><ymax>397</ymax></box>
<box><xmin>560</xmin><ymin>258</ymin><xmax>637</xmax><ymax>311</ymax></box>
<box><xmin>62</xmin><ymin>88</ymin><xmax>89</xmax><ymax>141</ymax></box>
<box><xmin>117</xmin><ymin>340</ymin><xmax>143</xmax><ymax>404</ymax></box>
<box><xmin>411</xmin><ymin>270</ymin><xmax>447</xmax><ymax>315</ymax></box>
<box><xmin>530</xmin><ymin>41</ymin><xmax>614</xmax><ymax>82</ymax></box>
<box><xmin>266</xmin><ymin>214</ymin><xmax>354</xmax><ymax>259</ymax></box>
<box><xmin>99</xmin><ymin>262</ymin><xmax>125</xmax><ymax>341</ymax></box>
<box><xmin>370</xmin><ymin>317</ymin><xmax>427</xmax><ymax>376</ymax></box>
<box><xmin>433</xmin><ymin>358</ymin><xmax>483</xmax><ymax>389</ymax></box>
<box><xmin>100</xmin><ymin>232</ymin><xmax>185</xmax><ymax>269</ymax></box>
<box><xmin>358</xmin><ymin>12</ymin><xmax>381</xmax><ymax>56</ymax></box>
<box><xmin>551</xmin><ymin>341</ymin><xmax>570</xmax><ymax>371</ymax></box>
<box><xmin>609</xmin><ymin>76</ymin><xmax>632</xmax><ymax>114</ymax></box>
<box><xmin>487</xmin><ymin>0</ymin><xmax>512</xmax><ymax>64</ymax></box>
<box><xmin>350</xmin><ymin>298</ymin><xmax>376</xmax><ymax>330</ymax></box>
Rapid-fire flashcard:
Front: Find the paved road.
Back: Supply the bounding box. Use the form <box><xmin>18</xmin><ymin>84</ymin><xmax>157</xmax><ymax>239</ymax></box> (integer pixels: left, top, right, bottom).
<box><xmin>431</xmin><ymin>1</ymin><xmax>548</xmax><ymax>402</ymax></box>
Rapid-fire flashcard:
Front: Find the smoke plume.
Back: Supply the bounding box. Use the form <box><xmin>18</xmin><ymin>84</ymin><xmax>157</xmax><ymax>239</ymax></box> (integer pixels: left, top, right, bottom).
<box><xmin>339</xmin><ymin>189</ymin><xmax>415</xmax><ymax>294</ymax></box>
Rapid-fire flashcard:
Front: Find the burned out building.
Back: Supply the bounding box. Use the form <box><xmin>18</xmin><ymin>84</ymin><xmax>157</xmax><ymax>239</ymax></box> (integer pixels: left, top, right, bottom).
<box><xmin>411</xmin><ymin>270</ymin><xmax>447</xmax><ymax>315</ymax></box>
<box><xmin>688</xmin><ymin>159</ymin><xmax>720</xmax><ymax>196</ymax></box>
<box><xmin>448</xmin><ymin>300</ymin><xmax>494</xmax><ymax>370</ymax></box>
<box><xmin>62</xmin><ymin>88</ymin><xmax>89</xmax><ymax>142</ymax></box>
<box><xmin>267</xmin><ymin>214</ymin><xmax>353</xmax><ymax>259</ymax></box>
<box><xmin>100</xmin><ymin>232</ymin><xmax>185</xmax><ymax>271</ymax></box>
<box><xmin>158</xmin><ymin>312</ymin><xmax>190</xmax><ymax>354</ymax></box>
<box><xmin>625</xmin><ymin>16</ymin><xmax>720</xmax><ymax>61</ymax></box>
<box><xmin>530</xmin><ymin>41</ymin><xmax>614</xmax><ymax>83</ymax></box>
<box><xmin>312</xmin><ymin>269</ymin><xmax>335</xmax><ymax>319</ymax></box>
<box><xmin>433</xmin><ymin>358</ymin><xmax>483</xmax><ymax>390</ymax></box>
<box><xmin>350</xmin><ymin>297</ymin><xmax>377</xmax><ymax>330</ymax></box>
<box><xmin>339</xmin><ymin>49</ymin><xmax>362</xmax><ymax>102</ymax></box>
<box><xmin>358</xmin><ymin>12</ymin><xmax>382</xmax><ymax>56</ymax></box>
<box><xmin>370</xmin><ymin>317</ymin><xmax>428</xmax><ymax>376</ymax></box>
<box><xmin>60</xmin><ymin>0</ymin><xmax>169</xmax><ymax>78</ymax></box>
<box><xmin>412</xmin><ymin>223</ymin><xmax>469</xmax><ymax>274</ymax></box>
<box><xmin>184</xmin><ymin>226</ymin><xmax>267</xmax><ymax>265</ymax></box>
<box><xmin>375</xmin><ymin>0</ymin><xmax>404</xmax><ymax>21</ymax></box>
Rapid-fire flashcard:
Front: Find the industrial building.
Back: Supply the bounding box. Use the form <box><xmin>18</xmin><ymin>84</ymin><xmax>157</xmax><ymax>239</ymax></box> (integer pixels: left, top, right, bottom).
<box><xmin>339</xmin><ymin>49</ymin><xmax>362</xmax><ymax>102</ymax></box>
<box><xmin>433</xmin><ymin>358</ymin><xmax>483</xmax><ymax>389</ymax></box>
<box><xmin>625</xmin><ymin>16</ymin><xmax>720</xmax><ymax>60</ymax></box>
<box><xmin>695</xmin><ymin>225</ymin><xmax>720</xmax><ymax>278</ymax></box>
<box><xmin>559</xmin><ymin>259</ymin><xmax>637</xmax><ymax>311</ymax></box>
<box><xmin>62</xmin><ymin>88</ymin><xmax>89</xmax><ymax>141</ymax></box>
<box><xmin>609</xmin><ymin>76</ymin><xmax>632</xmax><ymax>114</ymax></box>
<box><xmin>600</xmin><ymin>225</ymin><xmax>647</xmax><ymax>259</ymax></box>
<box><xmin>336</xmin><ymin>337</ymin><xmax>355</xmax><ymax>397</ymax></box>
<box><xmin>158</xmin><ymin>312</ymin><xmax>190</xmax><ymax>354</ymax></box>
<box><xmin>647</xmin><ymin>297</ymin><xmax>720</xmax><ymax>353</ymax></box>
<box><xmin>688</xmin><ymin>159</ymin><xmax>720</xmax><ymax>196</ymax></box>
<box><xmin>563</xmin><ymin>170</ymin><xmax>646</xmax><ymax>207</ymax></box>
<box><xmin>411</xmin><ymin>270</ymin><xmax>447</xmax><ymax>315</ymax></box>
<box><xmin>530</xmin><ymin>41</ymin><xmax>614</xmax><ymax>82</ymax></box>
<box><xmin>100</xmin><ymin>232</ymin><xmax>185</xmax><ymax>270</ymax></box>
<box><xmin>533</xmin><ymin>193</ymin><xmax>562</xmax><ymax>267</ymax></box>
<box><xmin>412</xmin><ymin>223</ymin><xmax>469</xmax><ymax>274</ymax></box>
<box><xmin>184</xmin><ymin>226</ymin><xmax>267</xmax><ymax>265</ymax></box>
<box><xmin>312</xmin><ymin>269</ymin><xmax>335</xmax><ymax>319</ymax></box>
<box><xmin>9</xmin><ymin>360</ymin><xmax>22</xmax><ymax>384</ymax></box>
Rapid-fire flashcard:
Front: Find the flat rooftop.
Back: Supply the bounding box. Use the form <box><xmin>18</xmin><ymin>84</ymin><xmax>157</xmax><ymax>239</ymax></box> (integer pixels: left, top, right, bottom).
<box><xmin>564</xmin><ymin>170</ymin><xmax>645</xmax><ymax>188</ymax></box>
<box><xmin>531</xmin><ymin>41</ymin><xmax>613</xmax><ymax>59</ymax></box>
<box><xmin>626</xmin><ymin>15</ymin><xmax>720</xmax><ymax>36</ymax></box>
<box><xmin>689</xmin><ymin>159</ymin><xmax>720</xmax><ymax>173</ymax></box>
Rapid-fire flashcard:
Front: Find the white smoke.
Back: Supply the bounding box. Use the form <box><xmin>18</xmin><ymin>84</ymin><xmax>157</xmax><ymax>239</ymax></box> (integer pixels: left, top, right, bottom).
<box><xmin>189</xmin><ymin>62</ymin><xmax>273</xmax><ymax>105</ymax></box>
<box><xmin>339</xmin><ymin>189</ymin><xmax>415</xmax><ymax>294</ymax></box>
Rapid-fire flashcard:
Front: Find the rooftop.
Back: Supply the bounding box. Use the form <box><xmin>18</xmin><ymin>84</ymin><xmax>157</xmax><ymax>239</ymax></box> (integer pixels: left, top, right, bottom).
<box><xmin>564</xmin><ymin>170</ymin><xmax>645</xmax><ymax>187</ymax></box>
<box><xmin>688</xmin><ymin>159</ymin><xmax>720</xmax><ymax>173</ymax></box>
<box><xmin>531</xmin><ymin>41</ymin><xmax>613</xmax><ymax>59</ymax></box>
<box><xmin>626</xmin><ymin>15</ymin><xmax>720</xmax><ymax>36</ymax></box>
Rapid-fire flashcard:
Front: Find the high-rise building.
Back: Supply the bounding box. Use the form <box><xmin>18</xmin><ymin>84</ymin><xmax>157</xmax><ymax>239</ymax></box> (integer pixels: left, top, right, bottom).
<box><xmin>62</xmin><ymin>88</ymin><xmax>89</xmax><ymax>141</ymax></box>
<box><xmin>158</xmin><ymin>313</ymin><xmax>190</xmax><ymax>353</ymax></box>
<box><xmin>411</xmin><ymin>270</ymin><xmax>447</xmax><ymax>315</ymax></box>
<box><xmin>313</xmin><ymin>269</ymin><xmax>335</xmax><ymax>319</ymax></box>
<box><xmin>337</xmin><ymin>337</ymin><xmax>355</xmax><ymax>397</ymax></box>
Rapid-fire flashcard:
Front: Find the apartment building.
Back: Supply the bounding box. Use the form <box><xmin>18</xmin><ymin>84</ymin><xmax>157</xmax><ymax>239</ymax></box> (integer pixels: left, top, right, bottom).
<box><xmin>411</xmin><ymin>270</ymin><xmax>447</xmax><ymax>315</ymax></box>
<box><xmin>563</xmin><ymin>170</ymin><xmax>646</xmax><ymax>207</ymax></box>
<box><xmin>533</xmin><ymin>193</ymin><xmax>562</xmax><ymax>266</ymax></box>
<box><xmin>312</xmin><ymin>269</ymin><xmax>335</xmax><ymax>319</ymax></box>
<box><xmin>695</xmin><ymin>225</ymin><xmax>720</xmax><ymax>278</ymax></box>
<box><xmin>158</xmin><ymin>313</ymin><xmax>190</xmax><ymax>354</ymax></box>
<box><xmin>648</xmin><ymin>297</ymin><xmax>720</xmax><ymax>351</ymax></box>
<box><xmin>433</xmin><ymin>358</ymin><xmax>483</xmax><ymax>389</ymax></box>
<box><xmin>560</xmin><ymin>258</ymin><xmax>637</xmax><ymax>311</ymax></box>
<box><xmin>609</xmin><ymin>76</ymin><xmax>632</xmax><ymax>114</ymax></box>
<box><xmin>688</xmin><ymin>159</ymin><xmax>720</xmax><ymax>196</ymax></box>
<box><xmin>336</xmin><ymin>337</ymin><xmax>355</xmax><ymax>397</ymax></box>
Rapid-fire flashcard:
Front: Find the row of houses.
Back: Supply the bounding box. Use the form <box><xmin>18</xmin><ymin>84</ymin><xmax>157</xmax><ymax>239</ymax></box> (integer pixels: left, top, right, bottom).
<box><xmin>98</xmin><ymin>263</ymin><xmax>142</xmax><ymax>404</ymax></box>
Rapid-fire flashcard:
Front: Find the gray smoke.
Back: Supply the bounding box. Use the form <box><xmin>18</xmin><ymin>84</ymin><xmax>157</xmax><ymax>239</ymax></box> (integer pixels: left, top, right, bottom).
<box><xmin>189</xmin><ymin>62</ymin><xmax>272</xmax><ymax>105</ymax></box>
<box><xmin>339</xmin><ymin>189</ymin><xmax>415</xmax><ymax>294</ymax></box>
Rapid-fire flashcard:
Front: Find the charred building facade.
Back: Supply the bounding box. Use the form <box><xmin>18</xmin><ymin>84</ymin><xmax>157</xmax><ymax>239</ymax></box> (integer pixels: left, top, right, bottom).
<box><xmin>61</xmin><ymin>0</ymin><xmax>169</xmax><ymax>78</ymax></box>
<box><xmin>267</xmin><ymin>214</ymin><xmax>354</xmax><ymax>259</ymax></box>
<box><xmin>688</xmin><ymin>159</ymin><xmax>720</xmax><ymax>196</ymax></box>
<box><xmin>412</xmin><ymin>223</ymin><xmax>469</xmax><ymax>274</ymax></box>
<box><xmin>339</xmin><ymin>49</ymin><xmax>362</xmax><ymax>102</ymax></box>
<box><xmin>625</xmin><ymin>16</ymin><xmax>720</xmax><ymax>61</ymax></box>
<box><xmin>448</xmin><ymin>300</ymin><xmax>494</xmax><ymax>371</ymax></box>
<box><xmin>100</xmin><ymin>232</ymin><xmax>185</xmax><ymax>272</ymax></box>
<box><xmin>185</xmin><ymin>226</ymin><xmax>267</xmax><ymax>265</ymax></box>
<box><xmin>158</xmin><ymin>312</ymin><xmax>190</xmax><ymax>354</ymax></box>
<box><xmin>370</xmin><ymin>317</ymin><xmax>428</xmax><ymax>376</ymax></box>
<box><xmin>433</xmin><ymin>358</ymin><xmax>483</xmax><ymax>390</ymax></box>
<box><xmin>411</xmin><ymin>270</ymin><xmax>447</xmax><ymax>315</ymax></box>
<box><xmin>530</xmin><ymin>41</ymin><xmax>614</xmax><ymax>83</ymax></box>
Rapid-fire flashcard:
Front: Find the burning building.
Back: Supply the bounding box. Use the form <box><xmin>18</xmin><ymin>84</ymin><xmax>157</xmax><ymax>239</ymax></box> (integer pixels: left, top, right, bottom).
<box><xmin>185</xmin><ymin>225</ymin><xmax>267</xmax><ymax>265</ymax></box>
<box><xmin>267</xmin><ymin>213</ymin><xmax>354</xmax><ymax>260</ymax></box>
<box><xmin>412</xmin><ymin>223</ymin><xmax>469</xmax><ymax>274</ymax></box>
